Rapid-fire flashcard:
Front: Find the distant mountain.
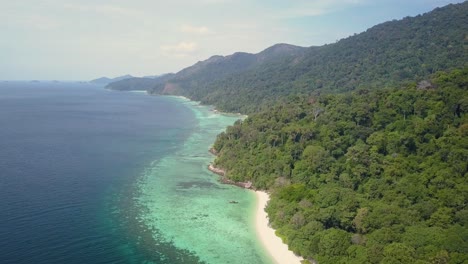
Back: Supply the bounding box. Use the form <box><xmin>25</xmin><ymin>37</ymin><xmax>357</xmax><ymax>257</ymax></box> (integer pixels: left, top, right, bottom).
<box><xmin>164</xmin><ymin>43</ymin><xmax>306</xmax><ymax>90</ymax></box>
<box><xmin>106</xmin><ymin>3</ymin><xmax>467</xmax><ymax>115</ymax></box>
<box><xmin>105</xmin><ymin>74</ymin><xmax>175</xmax><ymax>91</ymax></box>
<box><xmin>106</xmin><ymin>43</ymin><xmax>306</xmax><ymax>95</ymax></box>
<box><xmin>90</xmin><ymin>74</ymin><xmax>134</xmax><ymax>85</ymax></box>
<box><xmin>256</xmin><ymin>43</ymin><xmax>309</xmax><ymax>61</ymax></box>
<box><xmin>137</xmin><ymin>2</ymin><xmax>466</xmax><ymax>114</ymax></box>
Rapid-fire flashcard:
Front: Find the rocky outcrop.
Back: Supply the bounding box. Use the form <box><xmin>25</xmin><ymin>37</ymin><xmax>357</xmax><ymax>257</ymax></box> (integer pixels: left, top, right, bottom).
<box><xmin>208</xmin><ymin>163</ymin><xmax>253</xmax><ymax>189</ymax></box>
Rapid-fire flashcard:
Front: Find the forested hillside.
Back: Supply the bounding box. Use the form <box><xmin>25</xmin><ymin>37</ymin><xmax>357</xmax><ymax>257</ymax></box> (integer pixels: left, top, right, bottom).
<box><xmin>212</xmin><ymin>68</ymin><xmax>468</xmax><ymax>263</ymax></box>
<box><xmin>107</xmin><ymin>43</ymin><xmax>306</xmax><ymax>101</ymax></box>
<box><xmin>191</xmin><ymin>2</ymin><xmax>467</xmax><ymax>113</ymax></box>
<box><xmin>108</xmin><ymin>1</ymin><xmax>467</xmax><ymax>113</ymax></box>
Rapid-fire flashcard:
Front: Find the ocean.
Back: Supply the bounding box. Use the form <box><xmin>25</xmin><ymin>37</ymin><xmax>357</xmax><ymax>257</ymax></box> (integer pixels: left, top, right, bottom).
<box><xmin>0</xmin><ymin>82</ymin><xmax>271</xmax><ymax>264</ymax></box>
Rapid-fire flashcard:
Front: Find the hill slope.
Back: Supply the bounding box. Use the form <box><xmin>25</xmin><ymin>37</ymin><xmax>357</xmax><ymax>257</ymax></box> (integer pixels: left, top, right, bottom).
<box><xmin>190</xmin><ymin>2</ymin><xmax>468</xmax><ymax>113</ymax></box>
<box><xmin>107</xmin><ymin>43</ymin><xmax>306</xmax><ymax>97</ymax></box>
<box><xmin>135</xmin><ymin>2</ymin><xmax>466</xmax><ymax>113</ymax></box>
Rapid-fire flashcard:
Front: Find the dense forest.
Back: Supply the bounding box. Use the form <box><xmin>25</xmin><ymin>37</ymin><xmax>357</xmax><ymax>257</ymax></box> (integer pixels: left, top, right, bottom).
<box><xmin>212</xmin><ymin>68</ymin><xmax>468</xmax><ymax>263</ymax></box>
<box><xmin>107</xmin><ymin>2</ymin><xmax>468</xmax><ymax>114</ymax></box>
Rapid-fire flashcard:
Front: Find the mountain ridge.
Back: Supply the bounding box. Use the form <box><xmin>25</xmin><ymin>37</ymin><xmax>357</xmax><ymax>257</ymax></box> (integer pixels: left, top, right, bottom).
<box><xmin>109</xmin><ymin>1</ymin><xmax>467</xmax><ymax>113</ymax></box>
<box><xmin>90</xmin><ymin>74</ymin><xmax>134</xmax><ymax>85</ymax></box>
<box><xmin>107</xmin><ymin>43</ymin><xmax>307</xmax><ymax>95</ymax></box>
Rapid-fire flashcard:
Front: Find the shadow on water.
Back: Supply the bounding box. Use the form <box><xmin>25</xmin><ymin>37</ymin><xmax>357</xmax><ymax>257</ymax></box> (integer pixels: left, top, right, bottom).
<box><xmin>176</xmin><ymin>180</ymin><xmax>227</xmax><ymax>190</ymax></box>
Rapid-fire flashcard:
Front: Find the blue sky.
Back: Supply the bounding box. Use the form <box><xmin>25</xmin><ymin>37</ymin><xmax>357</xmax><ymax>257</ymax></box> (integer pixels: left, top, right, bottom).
<box><xmin>0</xmin><ymin>0</ymin><xmax>464</xmax><ymax>80</ymax></box>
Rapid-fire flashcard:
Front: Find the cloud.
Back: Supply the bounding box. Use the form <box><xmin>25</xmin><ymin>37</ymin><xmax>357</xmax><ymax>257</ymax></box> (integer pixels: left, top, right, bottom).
<box><xmin>180</xmin><ymin>25</ymin><xmax>212</xmax><ymax>34</ymax></box>
<box><xmin>160</xmin><ymin>41</ymin><xmax>198</xmax><ymax>57</ymax></box>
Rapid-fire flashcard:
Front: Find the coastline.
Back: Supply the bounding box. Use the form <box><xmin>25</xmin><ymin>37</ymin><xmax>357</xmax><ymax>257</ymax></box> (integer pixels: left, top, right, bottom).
<box><xmin>117</xmin><ymin>90</ymin><xmax>300</xmax><ymax>263</ymax></box>
<box><xmin>255</xmin><ymin>191</ymin><xmax>303</xmax><ymax>264</ymax></box>
<box><xmin>135</xmin><ymin>94</ymin><xmax>271</xmax><ymax>263</ymax></box>
<box><xmin>207</xmin><ymin>149</ymin><xmax>302</xmax><ymax>263</ymax></box>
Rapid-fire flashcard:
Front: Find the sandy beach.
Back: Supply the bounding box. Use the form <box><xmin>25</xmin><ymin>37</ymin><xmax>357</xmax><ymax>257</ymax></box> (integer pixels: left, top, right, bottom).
<box><xmin>255</xmin><ymin>191</ymin><xmax>303</xmax><ymax>264</ymax></box>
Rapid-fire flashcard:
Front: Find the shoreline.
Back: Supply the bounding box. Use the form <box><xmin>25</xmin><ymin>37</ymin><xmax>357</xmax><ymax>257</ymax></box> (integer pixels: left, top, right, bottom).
<box><xmin>118</xmin><ymin>88</ymin><xmax>300</xmax><ymax>262</ymax></box>
<box><xmin>206</xmin><ymin>153</ymin><xmax>302</xmax><ymax>263</ymax></box>
<box><xmin>254</xmin><ymin>191</ymin><xmax>303</xmax><ymax>264</ymax></box>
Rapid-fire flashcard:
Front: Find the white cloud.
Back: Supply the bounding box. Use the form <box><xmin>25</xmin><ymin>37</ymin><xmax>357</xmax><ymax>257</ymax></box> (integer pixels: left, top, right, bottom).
<box><xmin>180</xmin><ymin>25</ymin><xmax>212</xmax><ymax>35</ymax></box>
<box><xmin>160</xmin><ymin>41</ymin><xmax>198</xmax><ymax>57</ymax></box>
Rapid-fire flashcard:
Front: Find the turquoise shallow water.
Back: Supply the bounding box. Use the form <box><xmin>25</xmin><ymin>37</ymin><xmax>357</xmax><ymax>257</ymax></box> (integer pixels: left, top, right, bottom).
<box><xmin>135</xmin><ymin>97</ymin><xmax>272</xmax><ymax>264</ymax></box>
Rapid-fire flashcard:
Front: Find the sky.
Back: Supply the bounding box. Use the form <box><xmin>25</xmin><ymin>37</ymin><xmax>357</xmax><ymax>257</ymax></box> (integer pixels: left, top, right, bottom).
<box><xmin>0</xmin><ymin>0</ymin><xmax>465</xmax><ymax>80</ymax></box>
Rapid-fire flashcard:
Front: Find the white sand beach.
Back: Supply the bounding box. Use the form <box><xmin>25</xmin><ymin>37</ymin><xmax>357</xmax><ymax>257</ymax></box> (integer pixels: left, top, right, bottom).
<box><xmin>255</xmin><ymin>191</ymin><xmax>303</xmax><ymax>264</ymax></box>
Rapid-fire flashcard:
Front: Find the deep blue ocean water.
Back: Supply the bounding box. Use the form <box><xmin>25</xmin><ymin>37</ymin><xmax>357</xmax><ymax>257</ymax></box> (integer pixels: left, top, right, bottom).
<box><xmin>0</xmin><ymin>82</ymin><xmax>272</xmax><ymax>264</ymax></box>
<box><xmin>0</xmin><ymin>82</ymin><xmax>196</xmax><ymax>263</ymax></box>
